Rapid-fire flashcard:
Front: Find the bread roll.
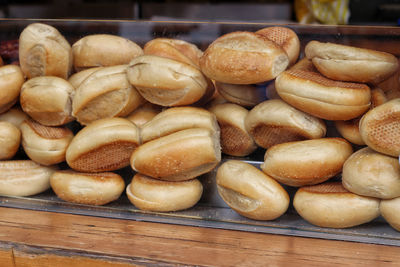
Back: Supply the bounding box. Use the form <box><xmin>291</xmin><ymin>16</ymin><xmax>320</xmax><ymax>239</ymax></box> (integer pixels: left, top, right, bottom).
<box><xmin>20</xmin><ymin>119</ymin><xmax>73</xmax><ymax>166</ymax></box>
<box><xmin>342</xmin><ymin>147</ymin><xmax>400</xmax><ymax>199</ymax></box>
<box><xmin>305</xmin><ymin>40</ymin><xmax>398</xmax><ymax>84</ymax></box>
<box><xmin>0</xmin><ymin>121</ymin><xmax>21</xmax><ymax>160</ymax></box>
<box><xmin>199</xmin><ymin>31</ymin><xmax>289</xmax><ymax>84</ymax></box>
<box><xmin>256</xmin><ymin>26</ymin><xmax>300</xmax><ymax>66</ymax></box>
<box><xmin>261</xmin><ymin>138</ymin><xmax>353</xmax><ymax>187</ymax></box>
<box><xmin>215</xmin><ymin>82</ymin><xmax>266</xmax><ymax>107</ymax></box>
<box><xmin>126</xmin><ymin>173</ymin><xmax>203</xmax><ymax>212</ymax></box>
<box><xmin>380</xmin><ymin>197</ymin><xmax>400</xmax><ymax>232</ymax></box>
<box><xmin>378</xmin><ymin>58</ymin><xmax>400</xmax><ymax>92</ymax></box>
<box><xmin>294</xmin><ymin>182</ymin><xmax>380</xmax><ymax>228</ymax></box>
<box><xmin>359</xmin><ymin>98</ymin><xmax>400</xmax><ymax>157</ymax></box>
<box><xmin>19</xmin><ymin>23</ymin><xmax>72</xmax><ymax>79</ymax></box>
<box><xmin>130</xmin><ymin>128</ymin><xmax>221</xmax><ymax>181</ymax></box>
<box><xmin>20</xmin><ymin>76</ymin><xmax>75</xmax><ymax>126</ymax></box>
<box><xmin>140</xmin><ymin>106</ymin><xmax>219</xmax><ymax>143</ymax></box>
<box><xmin>334</xmin><ymin>118</ymin><xmax>365</xmax><ymax>146</ymax></box>
<box><xmin>72</xmin><ymin>65</ymin><xmax>145</xmax><ymax>125</ymax></box>
<box><xmin>275</xmin><ymin>69</ymin><xmax>371</xmax><ymax>120</ymax></box>
<box><xmin>245</xmin><ymin>99</ymin><xmax>326</xmax><ymax>149</ymax></box>
<box><xmin>209</xmin><ymin>103</ymin><xmax>257</xmax><ymax>156</ymax></box>
<box><xmin>68</xmin><ymin>67</ymin><xmax>102</xmax><ymax>89</ymax></box>
<box><xmin>50</xmin><ymin>170</ymin><xmax>125</xmax><ymax>205</ymax></box>
<box><xmin>0</xmin><ymin>160</ymin><xmax>57</xmax><ymax>196</ymax></box>
<box><xmin>125</xmin><ymin>103</ymin><xmax>161</xmax><ymax>127</ymax></box>
<box><xmin>127</xmin><ymin>55</ymin><xmax>208</xmax><ymax>106</ymax></box>
<box><xmin>216</xmin><ymin>160</ymin><xmax>289</xmax><ymax>220</ymax></box>
<box><xmin>370</xmin><ymin>87</ymin><xmax>387</xmax><ymax>108</ymax></box>
<box><xmin>0</xmin><ymin>65</ymin><xmax>24</xmax><ymax>114</ymax></box>
<box><xmin>66</xmin><ymin>117</ymin><xmax>140</xmax><ymax>172</ymax></box>
<box><xmin>0</xmin><ymin>107</ymin><xmax>29</xmax><ymax>128</ymax></box>
<box><xmin>72</xmin><ymin>34</ymin><xmax>143</xmax><ymax>71</ymax></box>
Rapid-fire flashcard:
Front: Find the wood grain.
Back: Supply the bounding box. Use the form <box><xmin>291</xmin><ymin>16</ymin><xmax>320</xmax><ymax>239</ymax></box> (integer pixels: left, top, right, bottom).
<box><xmin>0</xmin><ymin>207</ymin><xmax>398</xmax><ymax>266</ymax></box>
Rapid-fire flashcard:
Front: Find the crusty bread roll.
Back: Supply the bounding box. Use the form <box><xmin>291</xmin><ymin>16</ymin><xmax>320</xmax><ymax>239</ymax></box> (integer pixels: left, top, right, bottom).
<box><xmin>127</xmin><ymin>55</ymin><xmax>208</xmax><ymax>107</ymax></box>
<box><xmin>245</xmin><ymin>99</ymin><xmax>326</xmax><ymax>149</ymax></box>
<box><xmin>20</xmin><ymin>119</ymin><xmax>74</xmax><ymax>166</ymax></box>
<box><xmin>214</xmin><ymin>82</ymin><xmax>266</xmax><ymax>107</ymax></box>
<box><xmin>261</xmin><ymin>138</ymin><xmax>353</xmax><ymax>187</ymax></box>
<box><xmin>20</xmin><ymin>76</ymin><xmax>75</xmax><ymax>126</ymax></box>
<box><xmin>342</xmin><ymin>147</ymin><xmax>400</xmax><ymax>199</ymax></box>
<box><xmin>72</xmin><ymin>65</ymin><xmax>145</xmax><ymax>125</ymax></box>
<box><xmin>359</xmin><ymin>98</ymin><xmax>400</xmax><ymax>157</ymax></box>
<box><xmin>0</xmin><ymin>160</ymin><xmax>57</xmax><ymax>196</ymax></box>
<box><xmin>0</xmin><ymin>121</ymin><xmax>21</xmax><ymax>160</ymax></box>
<box><xmin>334</xmin><ymin>118</ymin><xmax>365</xmax><ymax>146</ymax></box>
<box><xmin>0</xmin><ymin>107</ymin><xmax>29</xmax><ymax>128</ymax></box>
<box><xmin>0</xmin><ymin>65</ymin><xmax>25</xmax><ymax>114</ymax></box>
<box><xmin>380</xmin><ymin>197</ymin><xmax>400</xmax><ymax>232</ymax></box>
<box><xmin>275</xmin><ymin>69</ymin><xmax>371</xmax><ymax>120</ymax></box>
<box><xmin>68</xmin><ymin>67</ymin><xmax>102</xmax><ymax>89</ymax></box>
<box><xmin>209</xmin><ymin>103</ymin><xmax>257</xmax><ymax>157</ymax></box>
<box><xmin>140</xmin><ymin>106</ymin><xmax>219</xmax><ymax>143</ymax></box>
<box><xmin>199</xmin><ymin>31</ymin><xmax>289</xmax><ymax>84</ymax></box>
<box><xmin>125</xmin><ymin>102</ymin><xmax>161</xmax><ymax>127</ymax></box>
<box><xmin>256</xmin><ymin>26</ymin><xmax>300</xmax><ymax>66</ymax></box>
<box><xmin>126</xmin><ymin>173</ymin><xmax>203</xmax><ymax>212</ymax></box>
<box><xmin>66</xmin><ymin>117</ymin><xmax>140</xmax><ymax>172</ymax></box>
<box><xmin>216</xmin><ymin>160</ymin><xmax>289</xmax><ymax>220</ymax></box>
<box><xmin>19</xmin><ymin>23</ymin><xmax>72</xmax><ymax>79</ymax></box>
<box><xmin>305</xmin><ymin>40</ymin><xmax>399</xmax><ymax>84</ymax></box>
<box><xmin>50</xmin><ymin>170</ymin><xmax>125</xmax><ymax>205</ymax></box>
<box><xmin>72</xmin><ymin>34</ymin><xmax>143</xmax><ymax>71</ymax></box>
<box><xmin>130</xmin><ymin>128</ymin><xmax>221</xmax><ymax>181</ymax></box>
<box><xmin>294</xmin><ymin>182</ymin><xmax>380</xmax><ymax>228</ymax></box>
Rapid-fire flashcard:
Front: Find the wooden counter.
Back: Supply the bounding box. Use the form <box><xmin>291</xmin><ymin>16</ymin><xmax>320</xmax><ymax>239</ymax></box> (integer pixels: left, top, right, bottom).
<box><xmin>0</xmin><ymin>207</ymin><xmax>398</xmax><ymax>266</ymax></box>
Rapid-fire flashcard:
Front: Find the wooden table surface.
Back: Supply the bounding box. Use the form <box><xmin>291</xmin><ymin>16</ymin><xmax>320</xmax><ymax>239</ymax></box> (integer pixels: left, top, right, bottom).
<box><xmin>0</xmin><ymin>207</ymin><xmax>399</xmax><ymax>266</ymax></box>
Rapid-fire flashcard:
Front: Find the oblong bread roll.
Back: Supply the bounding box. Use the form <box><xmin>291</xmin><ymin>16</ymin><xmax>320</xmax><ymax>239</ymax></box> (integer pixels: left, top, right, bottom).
<box><xmin>215</xmin><ymin>82</ymin><xmax>266</xmax><ymax>107</ymax></box>
<box><xmin>0</xmin><ymin>107</ymin><xmax>29</xmax><ymax>128</ymax></box>
<box><xmin>0</xmin><ymin>65</ymin><xmax>25</xmax><ymax>114</ymax></box>
<box><xmin>125</xmin><ymin>103</ymin><xmax>161</xmax><ymax>127</ymax></box>
<box><xmin>0</xmin><ymin>121</ymin><xmax>21</xmax><ymax>160</ymax></box>
<box><xmin>380</xmin><ymin>197</ymin><xmax>400</xmax><ymax>232</ymax></box>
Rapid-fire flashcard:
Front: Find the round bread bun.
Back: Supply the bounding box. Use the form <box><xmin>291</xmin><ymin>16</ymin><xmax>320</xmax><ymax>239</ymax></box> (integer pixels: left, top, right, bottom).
<box><xmin>0</xmin><ymin>160</ymin><xmax>57</xmax><ymax>197</ymax></box>
<box><xmin>130</xmin><ymin>128</ymin><xmax>221</xmax><ymax>182</ymax></box>
<box><xmin>359</xmin><ymin>98</ymin><xmax>400</xmax><ymax>157</ymax></box>
<box><xmin>380</xmin><ymin>197</ymin><xmax>400</xmax><ymax>232</ymax></box>
<box><xmin>216</xmin><ymin>160</ymin><xmax>289</xmax><ymax>220</ymax></box>
<box><xmin>20</xmin><ymin>76</ymin><xmax>75</xmax><ymax>126</ymax></box>
<box><xmin>72</xmin><ymin>34</ymin><xmax>143</xmax><ymax>71</ymax></box>
<box><xmin>0</xmin><ymin>107</ymin><xmax>29</xmax><ymax>128</ymax></box>
<box><xmin>209</xmin><ymin>103</ymin><xmax>257</xmax><ymax>157</ymax></box>
<box><xmin>256</xmin><ymin>26</ymin><xmax>300</xmax><ymax>66</ymax></box>
<box><xmin>245</xmin><ymin>99</ymin><xmax>326</xmax><ymax>149</ymax></box>
<box><xmin>66</xmin><ymin>117</ymin><xmax>140</xmax><ymax>173</ymax></box>
<box><xmin>126</xmin><ymin>173</ymin><xmax>203</xmax><ymax>212</ymax></box>
<box><xmin>305</xmin><ymin>40</ymin><xmax>399</xmax><ymax>84</ymax></box>
<box><xmin>275</xmin><ymin>69</ymin><xmax>371</xmax><ymax>120</ymax></box>
<box><xmin>0</xmin><ymin>65</ymin><xmax>25</xmax><ymax>114</ymax></box>
<box><xmin>140</xmin><ymin>106</ymin><xmax>219</xmax><ymax>143</ymax></box>
<box><xmin>125</xmin><ymin>103</ymin><xmax>161</xmax><ymax>127</ymax></box>
<box><xmin>19</xmin><ymin>23</ymin><xmax>72</xmax><ymax>79</ymax></box>
<box><xmin>72</xmin><ymin>65</ymin><xmax>145</xmax><ymax>125</ymax></box>
<box><xmin>334</xmin><ymin>118</ymin><xmax>365</xmax><ymax>146</ymax></box>
<box><xmin>68</xmin><ymin>67</ymin><xmax>103</xmax><ymax>89</ymax></box>
<box><xmin>50</xmin><ymin>170</ymin><xmax>125</xmax><ymax>206</ymax></box>
<box><xmin>0</xmin><ymin>121</ymin><xmax>21</xmax><ymax>160</ymax></box>
<box><xmin>199</xmin><ymin>31</ymin><xmax>289</xmax><ymax>84</ymax></box>
<box><xmin>293</xmin><ymin>182</ymin><xmax>380</xmax><ymax>228</ymax></box>
<box><xmin>261</xmin><ymin>138</ymin><xmax>353</xmax><ymax>187</ymax></box>
<box><xmin>214</xmin><ymin>82</ymin><xmax>266</xmax><ymax>107</ymax></box>
<box><xmin>342</xmin><ymin>147</ymin><xmax>400</xmax><ymax>199</ymax></box>
<box><xmin>20</xmin><ymin>119</ymin><xmax>74</xmax><ymax>166</ymax></box>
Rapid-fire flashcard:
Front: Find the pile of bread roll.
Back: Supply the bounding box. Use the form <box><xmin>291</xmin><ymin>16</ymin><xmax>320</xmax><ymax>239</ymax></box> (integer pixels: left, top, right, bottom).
<box><xmin>2</xmin><ymin>22</ymin><xmax>400</xmax><ymax>232</ymax></box>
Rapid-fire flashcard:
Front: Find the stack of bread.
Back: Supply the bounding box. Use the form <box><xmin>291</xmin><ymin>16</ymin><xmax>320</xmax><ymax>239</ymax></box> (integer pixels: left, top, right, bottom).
<box><xmin>2</xmin><ymin>22</ymin><xmax>400</xmax><ymax>232</ymax></box>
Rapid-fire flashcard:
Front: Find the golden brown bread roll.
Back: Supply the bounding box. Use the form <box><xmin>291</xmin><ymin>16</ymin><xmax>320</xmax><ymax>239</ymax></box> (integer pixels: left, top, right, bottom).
<box><xmin>261</xmin><ymin>138</ymin><xmax>353</xmax><ymax>187</ymax></box>
<box><xmin>334</xmin><ymin>118</ymin><xmax>365</xmax><ymax>146</ymax></box>
<box><xmin>130</xmin><ymin>128</ymin><xmax>221</xmax><ymax>181</ymax></box>
<box><xmin>216</xmin><ymin>160</ymin><xmax>289</xmax><ymax>220</ymax></box>
<box><xmin>245</xmin><ymin>99</ymin><xmax>326</xmax><ymax>149</ymax></box>
<box><xmin>72</xmin><ymin>65</ymin><xmax>145</xmax><ymax>125</ymax></box>
<box><xmin>199</xmin><ymin>31</ymin><xmax>289</xmax><ymax>84</ymax></box>
<box><xmin>66</xmin><ymin>117</ymin><xmax>140</xmax><ymax>172</ymax></box>
<box><xmin>293</xmin><ymin>182</ymin><xmax>380</xmax><ymax>228</ymax></box>
<box><xmin>50</xmin><ymin>170</ymin><xmax>125</xmax><ymax>205</ymax></box>
<box><xmin>126</xmin><ymin>173</ymin><xmax>203</xmax><ymax>212</ymax></box>
<box><xmin>377</xmin><ymin>58</ymin><xmax>400</xmax><ymax>93</ymax></box>
<box><xmin>305</xmin><ymin>40</ymin><xmax>399</xmax><ymax>84</ymax></box>
<box><xmin>0</xmin><ymin>107</ymin><xmax>29</xmax><ymax>128</ymax></box>
<box><xmin>125</xmin><ymin>103</ymin><xmax>161</xmax><ymax>127</ymax></box>
<box><xmin>68</xmin><ymin>67</ymin><xmax>103</xmax><ymax>89</ymax></box>
<box><xmin>214</xmin><ymin>82</ymin><xmax>266</xmax><ymax>107</ymax></box>
<box><xmin>20</xmin><ymin>76</ymin><xmax>75</xmax><ymax>126</ymax></box>
<box><xmin>370</xmin><ymin>87</ymin><xmax>388</xmax><ymax>108</ymax></box>
<box><xmin>380</xmin><ymin>197</ymin><xmax>400</xmax><ymax>232</ymax></box>
<box><xmin>275</xmin><ymin>69</ymin><xmax>371</xmax><ymax>120</ymax></box>
<box><xmin>20</xmin><ymin>119</ymin><xmax>74</xmax><ymax>166</ymax></box>
<box><xmin>0</xmin><ymin>65</ymin><xmax>25</xmax><ymax>114</ymax></box>
<box><xmin>72</xmin><ymin>34</ymin><xmax>143</xmax><ymax>71</ymax></box>
<box><xmin>0</xmin><ymin>121</ymin><xmax>21</xmax><ymax>160</ymax></box>
<box><xmin>19</xmin><ymin>23</ymin><xmax>72</xmax><ymax>79</ymax></box>
<box><xmin>209</xmin><ymin>103</ymin><xmax>257</xmax><ymax>157</ymax></box>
